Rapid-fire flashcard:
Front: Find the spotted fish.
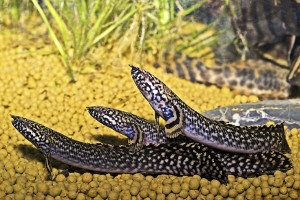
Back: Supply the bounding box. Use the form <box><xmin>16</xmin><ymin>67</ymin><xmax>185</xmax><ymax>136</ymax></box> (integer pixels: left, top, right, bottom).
<box><xmin>87</xmin><ymin>106</ymin><xmax>293</xmax><ymax>177</ymax></box>
<box><xmin>11</xmin><ymin>115</ymin><xmax>228</xmax><ymax>182</ymax></box>
<box><xmin>130</xmin><ymin>65</ymin><xmax>291</xmax><ymax>154</ymax></box>
<box><xmin>153</xmin><ymin>52</ymin><xmax>292</xmax><ymax>99</ymax></box>
<box><xmin>87</xmin><ymin>106</ymin><xmax>189</xmax><ymax>146</ymax></box>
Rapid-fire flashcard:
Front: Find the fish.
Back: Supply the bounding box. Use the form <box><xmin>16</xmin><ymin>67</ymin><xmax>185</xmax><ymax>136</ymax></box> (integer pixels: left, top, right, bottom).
<box><xmin>87</xmin><ymin>106</ymin><xmax>293</xmax><ymax>177</ymax></box>
<box><xmin>11</xmin><ymin>115</ymin><xmax>228</xmax><ymax>182</ymax></box>
<box><xmin>130</xmin><ymin>65</ymin><xmax>291</xmax><ymax>154</ymax></box>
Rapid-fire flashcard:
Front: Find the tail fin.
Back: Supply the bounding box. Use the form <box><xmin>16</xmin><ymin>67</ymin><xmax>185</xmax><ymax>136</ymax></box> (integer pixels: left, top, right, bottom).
<box><xmin>223</xmin><ymin>151</ymin><xmax>293</xmax><ymax>177</ymax></box>
<box><xmin>273</xmin><ymin>122</ymin><xmax>291</xmax><ymax>154</ymax></box>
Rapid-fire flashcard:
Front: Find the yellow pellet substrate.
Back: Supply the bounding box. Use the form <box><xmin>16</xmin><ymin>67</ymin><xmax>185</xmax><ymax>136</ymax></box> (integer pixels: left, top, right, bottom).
<box><xmin>0</xmin><ymin>33</ymin><xmax>299</xmax><ymax>200</ymax></box>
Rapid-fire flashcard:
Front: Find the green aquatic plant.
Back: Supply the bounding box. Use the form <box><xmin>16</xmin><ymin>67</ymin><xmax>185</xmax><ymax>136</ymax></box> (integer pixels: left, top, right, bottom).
<box><xmin>1</xmin><ymin>0</ymin><xmax>225</xmax><ymax>80</ymax></box>
<box><xmin>32</xmin><ymin>0</ymin><xmax>137</xmax><ymax>81</ymax></box>
<box><xmin>0</xmin><ymin>0</ymin><xmax>35</xmax><ymax>27</ymax></box>
<box><xmin>143</xmin><ymin>0</ymin><xmax>224</xmax><ymax>56</ymax></box>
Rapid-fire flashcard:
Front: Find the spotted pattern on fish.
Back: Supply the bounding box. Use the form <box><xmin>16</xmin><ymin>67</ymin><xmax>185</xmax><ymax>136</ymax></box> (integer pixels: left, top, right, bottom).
<box><xmin>153</xmin><ymin>52</ymin><xmax>291</xmax><ymax>99</ymax></box>
<box><xmin>130</xmin><ymin>65</ymin><xmax>291</xmax><ymax>154</ymax></box>
<box><xmin>11</xmin><ymin>115</ymin><xmax>228</xmax><ymax>182</ymax></box>
<box><xmin>87</xmin><ymin>106</ymin><xmax>293</xmax><ymax>177</ymax></box>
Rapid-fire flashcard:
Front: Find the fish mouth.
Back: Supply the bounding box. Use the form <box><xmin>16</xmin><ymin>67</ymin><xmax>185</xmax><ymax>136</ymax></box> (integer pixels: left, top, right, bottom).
<box><xmin>10</xmin><ymin>114</ymin><xmax>20</xmax><ymax>121</ymax></box>
<box><xmin>10</xmin><ymin>115</ymin><xmax>24</xmax><ymax>130</ymax></box>
<box><xmin>86</xmin><ymin>106</ymin><xmax>101</xmax><ymax>115</ymax></box>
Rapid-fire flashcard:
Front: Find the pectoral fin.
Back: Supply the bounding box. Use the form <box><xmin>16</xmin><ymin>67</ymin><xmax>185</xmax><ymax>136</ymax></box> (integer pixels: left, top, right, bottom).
<box><xmin>44</xmin><ymin>152</ymin><xmax>53</xmax><ymax>180</ymax></box>
<box><xmin>155</xmin><ymin>112</ymin><xmax>161</xmax><ymax>140</ymax></box>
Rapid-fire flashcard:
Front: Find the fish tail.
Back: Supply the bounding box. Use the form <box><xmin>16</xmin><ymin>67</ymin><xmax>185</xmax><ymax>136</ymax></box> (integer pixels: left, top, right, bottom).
<box><xmin>223</xmin><ymin>151</ymin><xmax>293</xmax><ymax>177</ymax></box>
<box><xmin>272</xmin><ymin>122</ymin><xmax>291</xmax><ymax>154</ymax></box>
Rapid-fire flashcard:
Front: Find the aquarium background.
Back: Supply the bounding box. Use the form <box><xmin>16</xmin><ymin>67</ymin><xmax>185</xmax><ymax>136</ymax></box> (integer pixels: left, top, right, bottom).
<box><xmin>0</xmin><ymin>0</ymin><xmax>299</xmax><ymax>199</ymax></box>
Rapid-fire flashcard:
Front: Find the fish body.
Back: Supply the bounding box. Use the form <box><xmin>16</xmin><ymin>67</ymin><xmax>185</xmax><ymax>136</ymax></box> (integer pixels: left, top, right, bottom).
<box><xmin>87</xmin><ymin>106</ymin><xmax>293</xmax><ymax>177</ymax></box>
<box><xmin>87</xmin><ymin>106</ymin><xmax>189</xmax><ymax>145</ymax></box>
<box><xmin>11</xmin><ymin>115</ymin><xmax>227</xmax><ymax>182</ymax></box>
<box><xmin>154</xmin><ymin>52</ymin><xmax>291</xmax><ymax>99</ymax></box>
<box><xmin>130</xmin><ymin>65</ymin><xmax>291</xmax><ymax>154</ymax></box>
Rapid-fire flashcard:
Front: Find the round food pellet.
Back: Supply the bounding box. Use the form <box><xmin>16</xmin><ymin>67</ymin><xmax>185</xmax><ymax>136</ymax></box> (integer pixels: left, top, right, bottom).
<box><xmin>132</xmin><ymin>173</ymin><xmax>144</xmax><ymax>182</ymax></box>
<box><xmin>189</xmin><ymin>177</ymin><xmax>200</xmax><ymax>190</ymax></box>
<box><xmin>262</xmin><ymin>187</ymin><xmax>270</xmax><ymax>196</ymax></box>
<box><xmin>252</xmin><ymin>178</ymin><xmax>261</xmax><ymax>187</ymax></box>
<box><xmin>139</xmin><ymin>189</ymin><xmax>148</xmax><ymax>198</ymax></box>
<box><xmin>242</xmin><ymin>180</ymin><xmax>251</xmax><ymax>189</ymax></box>
<box><xmin>181</xmin><ymin>182</ymin><xmax>189</xmax><ymax>190</ymax></box>
<box><xmin>130</xmin><ymin>186</ymin><xmax>139</xmax><ymax>196</ymax></box>
<box><xmin>108</xmin><ymin>191</ymin><xmax>119</xmax><ymax>200</ymax></box>
<box><xmin>189</xmin><ymin>189</ymin><xmax>199</xmax><ymax>199</ymax></box>
<box><xmin>270</xmin><ymin>187</ymin><xmax>279</xmax><ymax>196</ymax></box>
<box><xmin>13</xmin><ymin>184</ymin><xmax>24</xmax><ymax>193</ymax></box>
<box><xmin>171</xmin><ymin>182</ymin><xmax>181</xmax><ymax>194</ymax></box>
<box><xmin>162</xmin><ymin>184</ymin><xmax>171</xmax><ymax>195</ymax></box>
<box><xmin>166</xmin><ymin>193</ymin><xmax>176</xmax><ymax>200</ymax></box>
<box><xmin>67</xmin><ymin>174</ymin><xmax>77</xmax><ymax>183</ymax></box>
<box><xmin>15</xmin><ymin>192</ymin><xmax>26</xmax><ymax>200</ymax></box>
<box><xmin>219</xmin><ymin>185</ymin><xmax>228</xmax><ymax>197</ymax></box>
<box><xmin>210</xmin><ymin>187</ymin><xmax>219</xmax><ymax>196</ymax></box>
<box><xmin>293</xmin><ymin>180</ymin><xmax>300</xmax><ymax>189</ymax></box>
<box><xmin>273</xmin><ymin>178</ymin><xmax>283</xmax><ymax>187</ymax></box>
<box><xmin>5</xmin><ymin>185</ymin><xmax>13</xmax><ymax>194</ymax></box>
<box><xmin>49</xmin><ymin>185</ymin><xmax>62</xmax><ymax>197</ymax></box>
<box><xmin>289</xmin><ymin>190</ymin><xmax>298</xmax><ymax>199</ymax></box>
<box><xmin>236</xmin><ymin>194</ymin><xmax>244</xmax><ymax>200</ymax></box>
<box><xmin>68</xmin><ymin>190</ymin><xmax>77</xmax><ymax>199</ymax></box>
<box><xmin>179</xmin><ymin>190</ymin><xmax>188</xmax><ymax>198</ymax></box>
<box><xmin>148</xmin><ymin>190</ymin><xmax>156</xmax><ymax>200</ymax></box>
<box><xmin>279</xmin><ymin>186</ymin><xmax>288</xmax><ymax>195</ymax></box>
<box><xmin>76</xmin><ymin>193</ymin><xmax>86</xmax><ymax>200</ymax></box>
<box><xmin>206</xmin><ymin>193</ymin><xmax>215</xmax><ymax>200</ymax></box>
<box><xmin>67</xmin><ymin>183</ymin><xmax>78</xmax><ymax>192</ymax></box>
<box><xmin>79</xmin><ymin>183</ymin><xmax>90</xmax><ymax>193</ymax></box>
<box><xmin>15</xmin><ymin>165</ymin><xmax>25</xmax><ymax>174</ymax></box>
<box><xmin>102</xmin><ymin>182</ymin><xmax>112</xmax><ymax>191</ymax></box>
<box><xmin>112</xmin><ymin>185</ymin><xmax>122</xmax><ymax>193</ymax></box>
<box><xmin>97</xmin><ymin>188</ymin><xmax>108</xmax><ymax>199</ymax></box>
<box><xmin>285</xmin><ymin>176</ymin><xmax>295</xmax><ymax>188</ymax></box>
<box><xmin>200</xmin><ymin>186</ymin><xmax>210</xmax><ymax>196</ymax></box>
<box><xmin>87</xmin><ymin>188</ymin><xmax>97</xmax><ymax>198</ymax></box>
<box><xmin>200</xmin><ymin>178</ymin><xmax>209</xmax><ymax>186</ymax></box>
<box><xmin>228</xmin><ymin>189</ymin><xmax>238</xmax><ymax>198</ymax></box>
<box><xmin>235</xmin><ymin>184</ymin><xmax>244</xmax><ymax>193</ymax></box>
<box><xmin>211</xmin><ymin>180</ymin><xmax>221</xmax><ymax>188</ymax></box>
<box><xmin>156</xmin><ymin>193</ymin><xmax>166</xmax><ymax>200</ymax></box>
<box><xmin>37</xmin><ymin>182</ymin><xmax>49</xmax><ymax>195</ymax></box>
<box><xmin>82</xmin><ymin>173</ymin><xmax>93</xmax><ymax>183</ymax></box>
<box><xmin>55</xmin><ymin>174</ymin><xmax>66</xmax><ymax>182</ymax></box>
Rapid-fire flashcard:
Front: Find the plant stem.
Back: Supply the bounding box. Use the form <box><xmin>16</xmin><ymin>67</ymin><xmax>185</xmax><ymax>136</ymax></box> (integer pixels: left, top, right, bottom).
<box><xmin>32</xmin><ymin>0</ymin><xmax>75</xmax><ymax>82</ymax></box>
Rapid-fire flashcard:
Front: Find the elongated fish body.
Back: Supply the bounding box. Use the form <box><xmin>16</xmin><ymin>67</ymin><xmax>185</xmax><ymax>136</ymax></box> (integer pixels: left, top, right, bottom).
<box><xmin>153</xmin><ymin>52</ymin><xmax>291</xmax><ymax>99</ymax></box>
<box><xmin>87</xmin><ymin>106</ymin><xmax>169</xmax><ymax>145</ymax></box>
<box><xmin>130</xmin><ymin>65</ymin><xmax>291</xmax><ymax>154</ymax></box>
<box><xmin>87</xmin><ymin>106</ymin><xmax>293</xmax><ymax>177</ymax></box>
<box><xmin>87</xmin><ymin>106</ymin><xmax>189</xmax><ymax>145</ymax></box>
<box><xmin>11</xmin><ymin>115</ymin><xmax>227</xmax><ymax>182</ymax></box>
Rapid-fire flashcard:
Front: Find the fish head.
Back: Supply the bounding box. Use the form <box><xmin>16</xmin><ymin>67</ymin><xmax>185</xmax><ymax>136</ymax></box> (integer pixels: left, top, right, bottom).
<box><xmin>130</xmin><ymin>65</ymin><xmax>178</xmax><ymax>121</ymax></box>
<box><xmin>11</xmin><ymin>115</ymin><xmax>52</xmax><ymax>153</ymax></box>
<box><xmin>87</xmin><ymin>106</ymin><xmax>140</xmax><ymax>141</ymax></box>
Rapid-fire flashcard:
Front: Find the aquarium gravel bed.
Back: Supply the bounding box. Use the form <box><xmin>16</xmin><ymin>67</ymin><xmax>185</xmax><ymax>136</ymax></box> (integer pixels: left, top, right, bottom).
<box><xmin>0</xmin><ymin>33</ymin><xmax>299</xmax><ymax>200</ymax></box>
